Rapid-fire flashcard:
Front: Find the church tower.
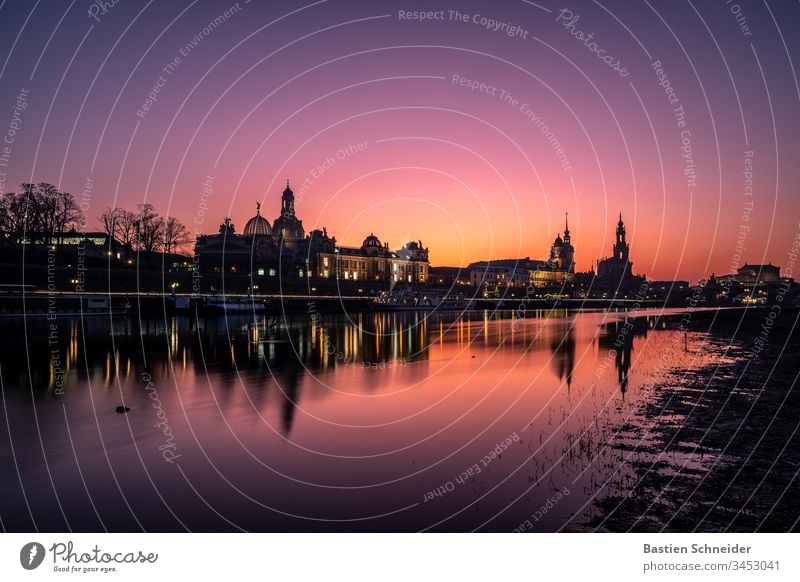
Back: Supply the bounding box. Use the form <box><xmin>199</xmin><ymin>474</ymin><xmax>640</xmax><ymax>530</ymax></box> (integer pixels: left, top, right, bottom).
<box><xmin>562</xmin><ymin>213</ymin><xmax>575</xmax><ymax>273</ymax></box>
<box><xmin>273</xmin><ymin>180</ymin><xmax>305</xmax><ymax>242</ymax></box>
<box><xmin>547</xmin><ymin>213</ymin><xmax>576</xmax><ymax>275</ymax></box>
<box><xmin>614</xmin><ymin>212</ymin><xmax>629</xmax><ymax>262</ymax></box>
<box><xmin>281</xmin><ymin>180</ymin><xmax>295</xmax><ymax>218</ymax></box>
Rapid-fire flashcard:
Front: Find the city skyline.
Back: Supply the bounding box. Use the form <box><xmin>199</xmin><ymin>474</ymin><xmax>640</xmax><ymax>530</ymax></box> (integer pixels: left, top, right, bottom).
<box><xmin>2</xmin><ymin>0</ymin><xmax>800</xmax><ymax>551</ymax></box>
<box><xmin>0</xmin><ymin>1</ymin><xmax>797</xmax><ymax>282</ymax></box>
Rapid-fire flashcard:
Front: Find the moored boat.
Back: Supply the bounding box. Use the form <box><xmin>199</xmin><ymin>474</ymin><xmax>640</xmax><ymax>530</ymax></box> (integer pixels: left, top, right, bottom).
<box><xmin>372</xmin><ymin>287</ymin><xmax>475</xmax><ymax>311</ymax></box>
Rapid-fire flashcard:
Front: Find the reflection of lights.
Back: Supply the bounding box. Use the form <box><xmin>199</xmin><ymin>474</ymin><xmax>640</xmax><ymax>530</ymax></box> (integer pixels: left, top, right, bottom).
<box><xmin>105</xmin><ymin>351</ymin><xmax>111</xmax><ymax>385</ymax></box>
<box><xmin>169</xmin><ymin>318</ymin><xmax>179</xmax><ymax>353</ymax></box>
<box><xmin>69</xmin><ymin>320</ymin><xmax>79</xmax><ymax>366</ymax></box>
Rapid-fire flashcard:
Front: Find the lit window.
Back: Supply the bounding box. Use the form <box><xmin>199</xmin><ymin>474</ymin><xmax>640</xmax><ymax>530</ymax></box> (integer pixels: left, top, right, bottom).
<box><xmin>257</xmin><ymin>268</ymin><xmax>265</xmax><ymax>276</ymax></box>
<box><xmin>269</xmin><ymin>269</ymin><xmax>276</xmax><ymax>276</ymax></box>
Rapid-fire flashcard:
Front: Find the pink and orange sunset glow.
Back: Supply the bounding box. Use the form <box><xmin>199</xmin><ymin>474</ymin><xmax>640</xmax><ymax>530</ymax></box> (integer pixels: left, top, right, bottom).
<box><xmin>1</xmin><ymin>1</ymin><xmax>798</xmax><ymax>283</ymax></box>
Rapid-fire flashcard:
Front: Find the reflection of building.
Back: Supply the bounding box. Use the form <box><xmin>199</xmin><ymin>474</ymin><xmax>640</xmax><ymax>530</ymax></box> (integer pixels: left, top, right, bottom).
<box><xmin>469</xmin><ymin>214</ymin><xmax>575</xmax><ymax>289</ymax></box>
<box><xmin>598</xmin><ymin>318</ymin><xmax>648</xmax><ymax>399</ymax></box>
<box><xmin>550</xmin><ymin>322</ymin><xmax>575</xmax><ymax>391</ymax></box>
<box><xmin>194</xmin><ymin>181</ymin><xmax>429</xmax><ymax>282</ymax></box>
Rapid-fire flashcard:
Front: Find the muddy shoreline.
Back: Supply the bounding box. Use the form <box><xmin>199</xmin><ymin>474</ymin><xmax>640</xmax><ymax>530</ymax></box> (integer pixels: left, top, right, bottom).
<box><xmin>588</xmin><ymin>307</ymin><xmax>800</xmax><ymax>532</ymax></box>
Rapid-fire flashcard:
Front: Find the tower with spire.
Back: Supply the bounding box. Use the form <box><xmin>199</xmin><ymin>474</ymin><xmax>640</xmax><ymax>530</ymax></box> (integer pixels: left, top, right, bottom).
<box><xmin>597</xmin><ymin>212</ymin><xmax>635</xmax><ymax>283</ymax></box>
<box><xmin>548</xmin><ymin>213</ymin><xmax>576</xmax><ymax>273</ymax></box>
<box><xmin>613</xmin><ymin>212</ymin><xmax>629</xmax><ymax>262</ymax></box>
<box><xmin>280</xmin><ymin>179</ymin><xmax>295</xmax><ymax>218</ymax></box>
<box><xmin>272</xmin><ymin>180</ymin><xmax>305</xmax><ymax>242</ymax></box>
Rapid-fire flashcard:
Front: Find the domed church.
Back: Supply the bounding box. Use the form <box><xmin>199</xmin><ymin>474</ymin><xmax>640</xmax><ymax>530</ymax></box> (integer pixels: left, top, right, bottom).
<box><xmin>548</xmin><ymin>214</ymin><xmax>575</xmax><ymax>272</ymax></box>
<box><xmin>242</xmin><ymin>202</ymin><xmax>272</xmax><ymax>237</ymax></box>
<box><xmin>194</xmin><ymin>180</ymin><xmax>429</xmax><ymax>283</ymax></box>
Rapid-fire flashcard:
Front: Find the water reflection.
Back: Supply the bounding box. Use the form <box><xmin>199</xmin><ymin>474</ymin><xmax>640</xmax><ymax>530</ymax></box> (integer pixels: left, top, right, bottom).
<box><xmin>550</xmin><ymin>322</ymin><xmax>576</xmax><ymax>392</ymax></box>
<box><xmin>0</xmin><ymin>308</ymin><xmax>719</xmax><ymax>532</ymax></box>
<box><xmin>597</xmin><ymin>317</ymin><xmax>649</xmax><ymax>398</ymax></box>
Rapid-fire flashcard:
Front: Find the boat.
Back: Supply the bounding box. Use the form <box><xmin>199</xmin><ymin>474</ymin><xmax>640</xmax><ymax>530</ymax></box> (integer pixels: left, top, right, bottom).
<box><xmin>204</xmin><ymin>294</ymin><xmax>270</xmax><ymax>313</ymax></box>
<box><xmin>372</xmin><ymin>287</ymin><xmax>476</xmax><ymax>311</ymax></box>
<box><xmin>0</xmin><ymin>288</ymin><xmax>131</xmax><ymax>317</ymax></box>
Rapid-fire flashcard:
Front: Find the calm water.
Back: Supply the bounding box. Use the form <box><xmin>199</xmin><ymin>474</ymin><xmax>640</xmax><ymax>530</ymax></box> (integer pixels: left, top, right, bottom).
<box><xmin>0</xmin><ymin>307</ymin><xmax>725</xmax><ymax>531</ymax></box>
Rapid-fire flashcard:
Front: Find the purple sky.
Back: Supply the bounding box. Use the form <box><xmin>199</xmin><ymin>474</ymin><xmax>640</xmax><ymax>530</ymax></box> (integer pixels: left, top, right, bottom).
<box><xmin>0</xmin><ymin>0</ymin><xmax>798</xmax><ymax>281</ymax></box>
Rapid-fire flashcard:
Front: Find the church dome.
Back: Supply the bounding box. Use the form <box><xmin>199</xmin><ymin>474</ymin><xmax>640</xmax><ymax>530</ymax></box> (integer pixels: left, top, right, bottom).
<box><xmin>362</xmin><ymin>233</ymin><xmax>382</xmax><ymax>248</ymax></box>
<box><xmin>553</xmin><ymin>233</ymin><xmax>563</xmax><ymax>246</ymax></box>
<box><xmin>243</xmin><ymin>203</ymin><xmax>272</xmax><ymax>237</ymax></box>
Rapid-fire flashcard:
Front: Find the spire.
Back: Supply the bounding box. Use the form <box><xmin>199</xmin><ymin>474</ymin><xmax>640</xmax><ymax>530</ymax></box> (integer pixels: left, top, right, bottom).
<box><xmin>565</xmin><ymin>212</ymin><xmax>569</xmax><ymax>234</ymax></box>
<box><xmin>256</xmin><ymin>201</ymin><xmax>261</xmax><ymax>215</ymax></box>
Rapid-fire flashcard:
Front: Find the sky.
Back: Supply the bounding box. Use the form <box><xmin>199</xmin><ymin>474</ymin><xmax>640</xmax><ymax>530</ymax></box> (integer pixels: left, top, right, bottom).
<box><xmin>0</xmin><ymin>0</ymin><xmax>798</xmax><ymax>282</ymax></box>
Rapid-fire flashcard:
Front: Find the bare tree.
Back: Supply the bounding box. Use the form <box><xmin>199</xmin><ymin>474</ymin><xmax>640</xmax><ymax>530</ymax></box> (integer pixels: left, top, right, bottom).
<box><xmin>136</xmin><ymin>203</ymin><xmax>164</xmax><ymax>253</ymax></box>
<box><xmin>34</xmin><ymin>183</ymin><xmax>78</xmax><ymax>244</ymax></box>
<box><xmin>162</xmin><ymin>216</ymin><xmax>191</xmax><ymax>255</ymax></box>
<box><xmin>0</xmin><ymin>183</ymin><xmax>77</xmax><ymax>245</ymax></box>
<box><xmin>116</xmin><ymin>209</ymin><xmax>139</xmax><ymax>250</ymax></box>
<box><xmin>98</xmin><ymin>207</ymin><xmax>122</xmax><ymax>239</ymax></box>
<box><xmin>0</xmin><ymin>193</ymin><xmax>14</xmax><ymax>243</ymax></box>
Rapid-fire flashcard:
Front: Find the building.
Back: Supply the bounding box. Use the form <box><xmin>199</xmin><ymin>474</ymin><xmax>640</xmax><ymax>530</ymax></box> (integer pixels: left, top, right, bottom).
<box><xmin>312</xmin><ymin>233</ymin><xmax>429</xmax><ymax>283</ymax></box>
<box><xmin>194</xmin><ymin>181</ymin><xmax>429</xmax><ymax>283</ymax></box>
<box><xmin>271</xmin><ymin>181</ymin><xmax>305</xmax><ymax>243</ymax></box>
<box><xmin>595</xmin><ymin>212</ymin><xmax>646</xmax><ymax>293</ymax></box>
<box><xmin>549</xmin><ymin>214</ymin><xmax>575</xmax><ymax>272</ymax></box>
<box><xmin>647</xmin><ymin>280</ymin><xmax>690</xmax><ymax>301</ymax></box>
<box><xmin>597</xmin><ymin>213</ymin><xmax>634</xmax><ymax>281</ymax></box>
<box><xmin>194</xmin><ymin>217</ymin><xmax>270</xmax><ymax>275</ymax></box>
<box><xmin>736</xmin><ymin>263</ymin><xmax>780</xmax><ymax>286</ymax></box>
<box><xmin>469</xmin><ymin>214</ymin><xmax>575</xmax><ymax>290</ymax></box>
<box><xmin>242</xmin><ymin>202</ymin><xmax>272</xmax><ymax>238</ymax></box>
<box><xmin>469</xmin><ymin>258</ymin><xmax>534</xmax><ymax>288</ymax></box>
<box><xmin>429</xmin><ymin>266</ymin><xmax>470</xmax><ymax>286</ymax></box>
